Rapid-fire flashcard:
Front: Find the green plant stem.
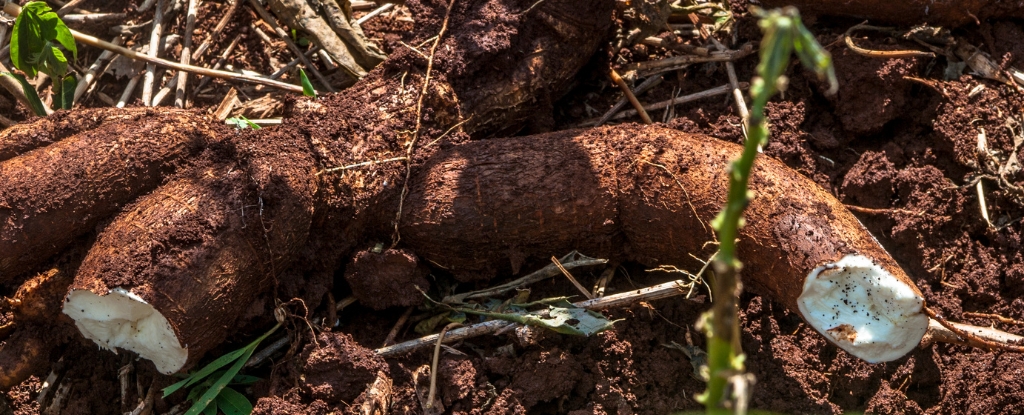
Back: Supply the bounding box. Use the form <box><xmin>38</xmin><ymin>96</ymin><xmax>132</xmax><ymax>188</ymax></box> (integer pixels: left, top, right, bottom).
<box><xmin>699</xmin><ymin>8</ymin><xmax>835</xmax><ymax>413</ymax></box>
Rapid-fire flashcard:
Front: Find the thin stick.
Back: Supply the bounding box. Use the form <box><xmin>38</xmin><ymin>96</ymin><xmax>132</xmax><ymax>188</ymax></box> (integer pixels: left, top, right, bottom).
<box><xmin>426</xmin><ymin>323</ymin><xmax>460</xmax><ymax>409</ymax></box>
<box><xmin>142</xmin><ymin>0</ymin><xmax>166</xmax><ymax>105</ymax></box>
<box><xmin>356</xmin><ymin>3</ymin><xmax>395</xmax><ymax>25</ymax></box>
<box><xmin>392</xmin><ymin>0</ymin><xmax>455</xmax><ymax>247</ymax></box>
<box><xmin>376</xmin><ymin>279</ymin><xmax>693</xmax><ymax>357</ymax></box>
<box><xmin>55</xmin><ymin>0</ymin><xmax>87</xmax><ymax>16</ymax></box>
<box><xmin>60</xmin><ymin>13</ymin><xmax>127</xmax><ymax>24</ymax></box>
<box><xmin>382</xmin><ymin>306</ymin><xmax>415</xmax><ymax>347</ymax></box>
<box><xmin>443</xmin><ymin>251</ymin><xmax>607</xmax><ymax>303</ymax></box>
<box><xmin>581</xmin><ymin>83</ymin><xmax>741</xmax><ymax>126</ymax></box>
<box><xmin>1</xmin><ymin>3</ymin><xmax>305</xmax><ymax>94</ymax></box>
<box><xmin>317</xmin><ymin>156</ymin><xmax>409</xmax><ymax>175</ymax></box>
<box><xmin>116</xmin><ymin>74</ymin><xmax>142</xmax><ymax>108</ymax></box>
<box><xmin>595</xmin><ymin>75</ymin><xmax>663</xmax><ymax>126</ymax></box>
<box><xmin>245</xmin><ymin>0</ymin><xmax>337</xmax><ymax>92</ymax></box>
<box><xmin>74</xmin><ymin>36</ymin><xmax>123</xmax><ymax>102</ymax></box>
<box><xmin>608</xmin><ymin>68</ymin><xmax>652</xmax><ymax>124</ymax></box>
<box><xmin>710</xmin><ymin>36</ymin><xmax>750</xmax><ymax>142</ymax></box>
<box><xmin>552</xmin><ymin>255</ymin><xmax>594</xmax><ymax>300</ymax></box>
<box><xmin>175</xmin><ymin>0</ymin><xmax>199</xmax><ymax>108</ymax></box>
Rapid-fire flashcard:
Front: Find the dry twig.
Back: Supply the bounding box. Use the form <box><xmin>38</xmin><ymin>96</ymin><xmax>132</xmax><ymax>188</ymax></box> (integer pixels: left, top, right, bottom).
<box><xmin>595</xmin><ymin>75</ymin><xmax>663</xmax><ymax>126</ymax></box>
<box><xmin>174</xmin><ymin>0</ymin><xmax>199</xmax><ymax>107</ymax></box>
<box><xmin>142</xmin><ymin>0</ymin><xmax>167</xmax><ymax>105</ymax></box>
<box><xmin>376</xmin><ymin>279</ymin><xmax>695</xmax><ymax>357</ymax></box>
<box><xmin>609</xmin><ymin>68</ymin><xmax>652</xmax><ymax>124</ymax></box>
<box><xmin>551</xmin><ymin>255</ymin><xmax>595</xmax><ymax>299</ymax></box>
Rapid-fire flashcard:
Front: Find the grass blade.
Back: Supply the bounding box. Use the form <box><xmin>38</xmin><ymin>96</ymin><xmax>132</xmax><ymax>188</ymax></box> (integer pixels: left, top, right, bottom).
<box><xmin>216</xmin><ymin>387</ymin><xmax>254</xmax><ymax>415</ymax></box>
<box><xmin>298</xmin><ymin>68</ymin><xmax>317</xmax><ymax>97</ymax></box>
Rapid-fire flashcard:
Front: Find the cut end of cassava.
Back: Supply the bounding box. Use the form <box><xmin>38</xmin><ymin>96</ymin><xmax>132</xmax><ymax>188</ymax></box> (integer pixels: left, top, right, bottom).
<box><xmin>62</xmin><ymin>288</ymin><xmax>187</xmax><ymax>374</ymax></box>
<box><xmin>797</xmin><ymin>254</ymin><xmax>929</xmax><ymax>363</ymax></box>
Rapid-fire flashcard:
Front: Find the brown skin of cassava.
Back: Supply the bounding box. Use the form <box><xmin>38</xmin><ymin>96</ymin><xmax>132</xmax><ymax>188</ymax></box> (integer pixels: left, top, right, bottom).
<box><xmin>0</xmin><ymin>108</ymin><xmax>218</xmax><ymax>280</ymax></box>
<box><xmin>396</xmin><ymin>124</ymin><xmax>923</xmax><ymax>313</ymax></box>
<box><xmin>0</xmin><ymin>0</ymin><xmax>614</xmax><ymax>375</ymax></box>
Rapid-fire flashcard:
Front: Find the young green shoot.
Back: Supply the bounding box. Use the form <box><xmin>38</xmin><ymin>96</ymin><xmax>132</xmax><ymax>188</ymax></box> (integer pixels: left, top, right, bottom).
<box><xmin>298</xmin><ymin>68</ymin><xmax>317</xmax><ymax>97</ymax></box>
<box><xmin>698</xmin><ymin>7</ymin><xmax>836</xmax><ymax>413</ymax></box>
<box><xmin>7</xmin><ymin>1</ymin><xmax>78</xmax><ymax>113</ymax></box>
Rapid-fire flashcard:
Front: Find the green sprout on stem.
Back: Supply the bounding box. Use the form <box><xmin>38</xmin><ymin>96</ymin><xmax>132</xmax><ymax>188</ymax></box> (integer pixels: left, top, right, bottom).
<box><xmin>5</xmin><ymin>1</ymin><xmax>78</xmax><ymax>114</ymax></box>
<box><xmin>698</xmin><ymin>7</ymin><xmax>836</xmax><ymax>414</ymax></box>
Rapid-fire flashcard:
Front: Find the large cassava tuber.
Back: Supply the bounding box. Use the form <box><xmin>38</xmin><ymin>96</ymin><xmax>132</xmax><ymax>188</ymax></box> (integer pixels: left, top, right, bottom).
<box><xmin>0</xmin><ymin>0</ymin><xmax>932</xmax><ymax>385</ymax></box>
<box><xmin>396</xmin><ymin>125</ymin><xmax>929</xmax><ymax>363</ymax></box>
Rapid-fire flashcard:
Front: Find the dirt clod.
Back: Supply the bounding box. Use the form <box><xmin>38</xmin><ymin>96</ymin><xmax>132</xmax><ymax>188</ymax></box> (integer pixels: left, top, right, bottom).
<box><xmin>344</xmin><ymin>249</ymin><xmax>431</xmax><ymax>310</ymax></box>
<box><xmin>300</xmin><ymin>332</ymin><xmax>388</xmax><ymax>404</ymax></box>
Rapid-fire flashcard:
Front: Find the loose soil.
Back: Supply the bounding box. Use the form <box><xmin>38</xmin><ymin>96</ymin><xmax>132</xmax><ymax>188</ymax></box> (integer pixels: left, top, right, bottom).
<box><xmin>4</xmin><ymin>0</ymin><xmax>1024</xmax><ymax>414</ymax></box>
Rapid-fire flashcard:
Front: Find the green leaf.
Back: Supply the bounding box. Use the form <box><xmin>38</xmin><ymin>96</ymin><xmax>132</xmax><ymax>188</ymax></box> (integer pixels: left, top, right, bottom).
<box><xmin>11</xmin><ymin>3</ymin><xmax>47</xmax><ymax>77</ymax></box>
<box><xmin>225</xmin><ymin>116</ymin><xmax>261</xmax><ymax>130</ymax></box>
<box><xmin>201</xmin><ymin>401</ymin><xmax>218</xmax><ymax>415</ymax></box>
<box><xmin>2</xmin><ymin>72</ymin><xmax>47</xmax><ymax>116</ymax></box>
<box><xmin>163</xmin><ymin>347</ymin><xmax>248</xmax><ymax>398</ymax></box>
<box><xmin>39</xmin><ymin>42</ymin><xmax>69</xmax><ymax>80</ymax></box>
<box><xmin>523</xmin><ymin>307</ymin><xmax>619</xmax><ymax>336</ymax></box>
<box><xmin>11</xmin><ymin>2</ymin><xmax>76</xmax><ymax>78</ymax></box>
<box><xmin>181</xmin><ymin>325</ymin><xmax>279</xmax><ymax>415</ymax></box>
<box><xmin>216</xmin><ymin>387</ymin><xmax>254</xmax><ymax>415</ymax></box>
<box><xmin>183</xmin><ymin>345</ymin><xmax>257</xmax><ymax>415</ymax></box>
<box><xmin>57</xmin><ymin>74</ymin><xmax>76</xmax><ymax>110</ymax></box>
<box><xmin>165</xmin><ymin>323</ymin><xmax>278</xmax><ymax>398</ymax></box>
<box><xmin>230</xmin><ymin>375</ymin><xmax>261</xmax><ymax>386</ymax></box>
<box><xmin>298</xmin><ymin>68</ymin><xmax>317</xmax><ymax>97</ymax></box>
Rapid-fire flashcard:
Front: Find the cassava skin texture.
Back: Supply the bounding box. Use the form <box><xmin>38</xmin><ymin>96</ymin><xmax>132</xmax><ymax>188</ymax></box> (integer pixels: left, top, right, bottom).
<box><xmin>47</xmin><ymin>0</ymin><xmax>613</xmax><ymax>373</ymax></box>
<box><xmin>759</xmin><ymin>0</ymin><xmax>1024</xmax><ymax>27</ymax></box>
<box><xmin>0</xmin><ymin>109</ymin><xmax>218</xmax><ymax>281</ymax></box>
<box><xmin>0</xmin><ymin>249</ymin><xmax>80</xmax><ymax>388</ymax></box>
<box><xmin>67</xmin><ymin>131</ymin><xmax>318</xmax><ymax>373</ymax></box>
<box><xmin>397</xmin><ymin>124</ymin><xmax>928</xmax><ymax>360</ymax></box>
<box><xmin>0</xmin><ymin>109</ymin><xmax>131</xmax><ymax>162</ymax></box>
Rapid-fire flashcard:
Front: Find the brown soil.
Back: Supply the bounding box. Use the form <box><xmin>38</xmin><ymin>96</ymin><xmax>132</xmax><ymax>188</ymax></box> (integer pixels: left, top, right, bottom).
<box><xmin>4</xmin><ymin>1</ymin><xmax>1024</xmax><ymax>414</ymax></box>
